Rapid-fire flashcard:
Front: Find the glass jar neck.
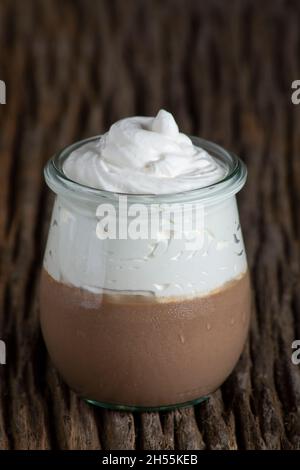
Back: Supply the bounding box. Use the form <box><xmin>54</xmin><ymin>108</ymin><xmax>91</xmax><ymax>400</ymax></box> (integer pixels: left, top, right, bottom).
<box><xmin>44</xmin><ymin>136</ymin><xmax>247</xmax><ymax>207</ymax></box>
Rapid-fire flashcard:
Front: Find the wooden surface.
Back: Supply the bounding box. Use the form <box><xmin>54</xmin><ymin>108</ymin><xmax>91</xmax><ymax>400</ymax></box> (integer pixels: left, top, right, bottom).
<box><xmin>1</xmin><ymin>0</ymin><xmax>300</xmax><ymax>450</ymax></box>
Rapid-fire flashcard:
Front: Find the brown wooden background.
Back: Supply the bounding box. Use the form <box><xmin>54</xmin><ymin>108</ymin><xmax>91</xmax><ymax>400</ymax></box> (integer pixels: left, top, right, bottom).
<box><xmin>1</xmin><ymin>0</ymin><xmax>300</xmax><ymax>450</ymax></box>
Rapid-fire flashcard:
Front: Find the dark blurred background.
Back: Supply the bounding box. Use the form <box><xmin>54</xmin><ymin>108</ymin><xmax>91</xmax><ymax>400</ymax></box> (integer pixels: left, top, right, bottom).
<box><xmin>1</xmin><ymin>0</ymin><xmax>300</xmax><ymax>450</ymax></box>
<box><xmin>1</xmin><ymin>0</ymin><xmax>300</xmax><ymax>229</ymax></box>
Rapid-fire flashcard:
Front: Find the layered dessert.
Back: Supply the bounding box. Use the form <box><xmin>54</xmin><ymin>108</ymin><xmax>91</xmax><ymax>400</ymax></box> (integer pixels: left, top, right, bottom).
<box><xmin>40</xmin><ymin>110</ymin><xmax>251</xmax><ymax>409</ymax></box>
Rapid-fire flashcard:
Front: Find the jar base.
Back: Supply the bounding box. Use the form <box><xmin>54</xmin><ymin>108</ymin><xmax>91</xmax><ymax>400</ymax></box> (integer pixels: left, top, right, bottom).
<box><xmin>84</xmin><ymin>395</ymin><xmax>209</xmax><ymax>412</ymax></box>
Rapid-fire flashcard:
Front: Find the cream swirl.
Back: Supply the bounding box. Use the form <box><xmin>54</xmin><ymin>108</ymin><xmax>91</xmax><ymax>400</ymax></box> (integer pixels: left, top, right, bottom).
<box><xmin>63</xmin><ymin>109</ymin><xmax>227</xmax><ymax>194</ymax></box>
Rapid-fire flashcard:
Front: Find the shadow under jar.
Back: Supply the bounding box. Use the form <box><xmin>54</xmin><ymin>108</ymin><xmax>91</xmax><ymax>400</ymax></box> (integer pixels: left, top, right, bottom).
<box><xmin>40</xmin><ymin>136</ymin><xmax>251</xmax><ymax>411</ymax></box>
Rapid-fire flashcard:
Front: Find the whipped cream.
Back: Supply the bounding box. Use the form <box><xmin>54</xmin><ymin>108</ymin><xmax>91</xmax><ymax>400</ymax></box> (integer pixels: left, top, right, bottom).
<box><xmin>44</xmin><ymin>110</ymin><xmax>247</xmax><ymax>298</ymax></box>
<box><xmin>44</xmin><ymin>197</ymin><xmax>247</xmax><ymax>298</ymax></box>
<box><xmin>63</xmin><ymin>110</ymin><xmax>227</xmax><ymax>194</ymax></box>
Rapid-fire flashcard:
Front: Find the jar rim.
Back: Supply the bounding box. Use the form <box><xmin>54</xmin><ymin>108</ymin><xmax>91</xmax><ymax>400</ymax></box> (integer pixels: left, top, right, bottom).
<box><xmin>44</xmin><ymin>135</ymin><xmax>247</xmax><ymax>204</ymax></box>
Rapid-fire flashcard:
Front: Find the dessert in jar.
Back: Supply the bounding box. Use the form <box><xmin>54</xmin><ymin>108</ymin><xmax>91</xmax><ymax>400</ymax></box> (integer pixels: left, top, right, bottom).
<box><xmin>40</xmin><ymin>109</ymin><xmax>251</xmax><ymax>411</ymax></box>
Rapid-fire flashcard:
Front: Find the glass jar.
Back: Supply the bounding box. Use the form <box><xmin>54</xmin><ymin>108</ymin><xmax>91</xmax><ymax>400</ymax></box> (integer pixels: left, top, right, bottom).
<box><xmin>40</xmin><ymin>136</ymin><xmax>251</xmax><ymax>411</ymax></box>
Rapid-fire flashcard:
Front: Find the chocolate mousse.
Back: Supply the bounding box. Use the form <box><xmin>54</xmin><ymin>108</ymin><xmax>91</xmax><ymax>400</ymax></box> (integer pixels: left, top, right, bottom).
<box><xmin>40</xmin><ymin>110</ymin><xmax>250</xmax><ymax>409</ymax></box>
<box><xmin>40</xmin><ymin>269</ymin><xmax>251</xmax><ymax>408</ymax></box>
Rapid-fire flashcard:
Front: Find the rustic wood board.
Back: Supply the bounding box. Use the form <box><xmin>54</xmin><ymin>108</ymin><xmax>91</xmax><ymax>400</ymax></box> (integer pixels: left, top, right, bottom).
<box><xmin>0</xmin><ymin>0</ymin><xmax>300</xmax><ymax>450</ymax></box>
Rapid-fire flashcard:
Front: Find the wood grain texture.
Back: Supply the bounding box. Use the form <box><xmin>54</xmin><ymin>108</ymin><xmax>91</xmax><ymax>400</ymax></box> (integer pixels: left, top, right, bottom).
<box><xmin>0</xmin><ymin>0</ymin><xmax>300</xmax><ymax>450</ymax></box>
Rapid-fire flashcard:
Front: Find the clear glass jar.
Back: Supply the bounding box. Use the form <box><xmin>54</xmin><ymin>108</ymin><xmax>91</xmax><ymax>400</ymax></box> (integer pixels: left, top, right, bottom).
<box><xmin>39</xmin><ymin>136</ymin><xmax>251</xmax><ymax>411</ymax></box>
